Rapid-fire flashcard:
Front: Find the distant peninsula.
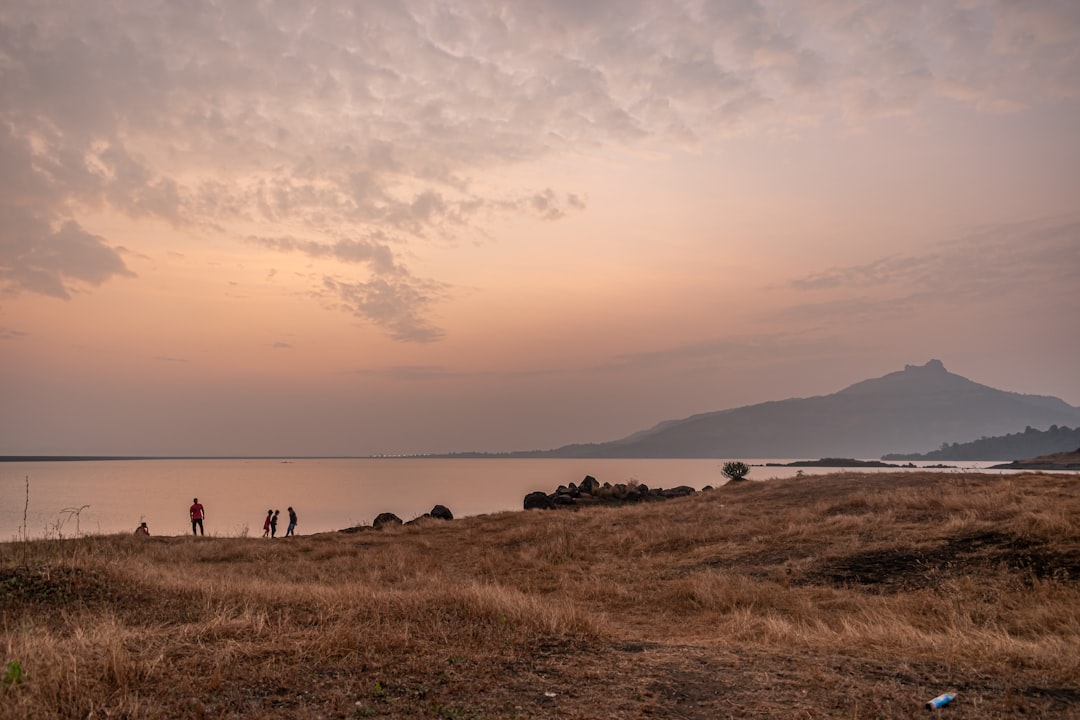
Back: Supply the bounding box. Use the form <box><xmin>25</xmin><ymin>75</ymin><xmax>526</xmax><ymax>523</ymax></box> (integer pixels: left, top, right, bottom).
<box><xmin>989</xmin><ymin>448</ymin><xmax>1080</xmax><ymax>471</ymax></box>
<box><xmin>761</xmin><ymin>458</ymin><xmax>952</xmax><ymax>469</ymax></box>
<box><xmin>884</xmin><ymin>425</ymin><xmax>1080</xmax><ymax>461</ymax></box>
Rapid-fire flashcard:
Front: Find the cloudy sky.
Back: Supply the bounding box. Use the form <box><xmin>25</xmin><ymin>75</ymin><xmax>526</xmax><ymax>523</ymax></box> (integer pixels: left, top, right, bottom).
<box><xmin>1</xmin><ymin>0</ymin><xmax>1078</xmax><ymax>456</ymax></box>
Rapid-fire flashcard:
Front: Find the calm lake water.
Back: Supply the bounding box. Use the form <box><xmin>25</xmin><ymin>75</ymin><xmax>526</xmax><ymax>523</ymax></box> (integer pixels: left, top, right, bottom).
<box><xmin>0</xmin><ymin>457</ymin><xmax>1017</xmax><ymax>540</ymax></box>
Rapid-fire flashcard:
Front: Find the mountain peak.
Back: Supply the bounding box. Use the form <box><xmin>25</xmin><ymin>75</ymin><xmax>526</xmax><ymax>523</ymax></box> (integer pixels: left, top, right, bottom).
<box><xmin>905</xmin><ymin>359</ymin><xmax>947</xmax><ymax>373</ymax></box>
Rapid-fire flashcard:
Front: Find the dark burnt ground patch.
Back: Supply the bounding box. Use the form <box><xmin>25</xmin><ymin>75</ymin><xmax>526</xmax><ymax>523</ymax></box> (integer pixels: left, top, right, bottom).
<box><xmin>801</xmin><ymin>531</ymin><xmax>1080</xmax><ymax>592</ymax></box>
<box><xmin>0</xmin><ymin>563</ymin><xmax>203</xmax><ymax>628</ymax></box>
<box><xmin>0</xmin><ymin>565</ymin><xmax>113</xmax><ymax>610</ymax></box>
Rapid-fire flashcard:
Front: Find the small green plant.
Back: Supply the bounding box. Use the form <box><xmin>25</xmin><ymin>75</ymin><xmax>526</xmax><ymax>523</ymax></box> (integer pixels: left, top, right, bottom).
<box><xmin>4</xmin><ymin>660</ymin><xmax>23</xmax><ymax>686</ymax></box>
<box><xmin>721</xmin><ymin>461</ymin><xmax>750</xmax><ymax>481</ymax></box>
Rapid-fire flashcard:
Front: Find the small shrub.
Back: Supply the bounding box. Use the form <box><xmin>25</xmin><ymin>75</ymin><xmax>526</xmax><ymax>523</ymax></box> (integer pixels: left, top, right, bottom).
<box><xmin>3</xmin><ymin>660</ymin><xmax>23</xmax><ymax>686</ymax></box>
<box><xmin>722</xmin><ymin>461</ymin><xmax>750</xmax><ymax>481</ymax></box>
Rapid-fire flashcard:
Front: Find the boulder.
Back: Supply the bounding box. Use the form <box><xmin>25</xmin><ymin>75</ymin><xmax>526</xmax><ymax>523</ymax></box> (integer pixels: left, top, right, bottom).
<box><xmin>524</xmin><ymin>491</ymin><xmax>555</xmax><ymax>510</ymax></box>
<box><xmin>662</xmin><ymin>485</ymin><xmax>696</xmax><ymax>498</ymax></box>
<box><xmin>552</xmin><ymin>493</ymin><xmax>576</xmax><ymax>506</ymax></box>
<box><xmin>373</xmin><ymin>512</ymin><xmax>403</xmax><ymax>529</ymax></box>
<box><xmin>579</xmin><ymin>476</ymin><xmax>600</xmax><ymax>494</ymax></box>
<box><xmin>430</xmin><ymin>504</ymin><xmax>454</xmax><ymax>520</ymax></box>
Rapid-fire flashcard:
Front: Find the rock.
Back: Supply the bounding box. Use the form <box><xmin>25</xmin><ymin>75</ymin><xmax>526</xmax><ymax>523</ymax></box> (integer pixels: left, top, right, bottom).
<box><xmin>430</xmin><ymin>504</ymin><xmax>454</xmax><ymax>520</ymax></box>
<box><xmin>373</xmin><ymin>512</ymin><xmax>403</xmax><ymax>529</ymax></box>
<box><xmin>662</xmin><ymin>485</ymin><xmax>696</xmax><ymax>498</ymax></box>
<box><xmin>524</xmin><ymin>491</ymin><xmax>555</xmax><ymax>510</ymax></box>
<box><xmin>580</xmin><ymin>476</ymin><xmax>600</xmax><ymax>494</ymax></box>
<box><xmin>552</xmin><ymin>493</ymin><xmax>576</xmax><ymax>506</ymax></box>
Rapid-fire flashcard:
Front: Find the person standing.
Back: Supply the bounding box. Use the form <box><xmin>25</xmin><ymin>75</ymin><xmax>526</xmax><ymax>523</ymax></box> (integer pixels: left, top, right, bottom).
<box><xmin>285</xmin><ymin>507</ymin><xmax>297</xmax><ymax>537</ymax></box>
<box><xmin>270</xmin><ymin>509</ymin><xmax>279</xmax><ymax>538</ymax></box>
<box><xmin>262</xmin><ymin>510</ymin><xmax>273</xmax><ymax>538</ymax></box>
<box><xmin>190</xmin><ymin>498</ymin><xmax>205</xmax><ymax>536</ymax></box>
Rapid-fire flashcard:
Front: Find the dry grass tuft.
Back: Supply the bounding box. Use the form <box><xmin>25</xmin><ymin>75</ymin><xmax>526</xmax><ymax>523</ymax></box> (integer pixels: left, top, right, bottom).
<box><xmin>1</xmin><ymin>471</ymin><xmax>1078</xmax><ymax>718</ymax></box>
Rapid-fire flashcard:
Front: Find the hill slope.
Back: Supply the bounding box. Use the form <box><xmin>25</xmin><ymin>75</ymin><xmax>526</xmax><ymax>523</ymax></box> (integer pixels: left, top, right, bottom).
<box><xmin>2</xmin><ymin>471</ymin><xmax>1077</xmax><ymax>718</ymax></box>
<box><xmin>539</xmin><ymin>360</ymin><xmax>1080</xmax><ymax>458</ymax></box>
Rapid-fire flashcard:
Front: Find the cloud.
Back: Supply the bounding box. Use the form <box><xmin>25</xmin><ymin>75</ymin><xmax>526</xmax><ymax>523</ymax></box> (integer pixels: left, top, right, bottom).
<box><xmin>322</xmin><ymin>275</ymin><xmax>448</xmax><ymax>344</ymax></box>
<box><xmin>0</xmin><ymin>209</ymin><xmax>135</xmax><ymax>299</ymax></box>
<box><xmin>2</xmin><ymin>0</ymin><xmax>1077</xmax><ymax>330</ymax></box>
<box><xmin>790</xmin><ymin>254</ymin><xmax>941</xmax><ymax>291</ymax></box>
<box><xmin>248</xmin><ymin>235</ymin><xmax>400</xmax><ymax>275</ymax></box>
<box><xmin>0</xmin><ymin>326</ymin><xmax>29</xmax><ymax>340</ymax></box>
<box><xmin>782</xmin><ymin>217</ymin><xmax>1080</xmax><ymax>325</ymax></box>
<box><xmin>249</xmin><ymin>233</ymin><xmax>448</xmax><ymax>341</ymax></box>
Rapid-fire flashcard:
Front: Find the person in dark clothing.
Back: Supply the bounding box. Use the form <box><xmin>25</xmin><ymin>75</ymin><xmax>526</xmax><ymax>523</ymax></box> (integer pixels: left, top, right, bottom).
<box><xmin>270</xmin><ymin>509</ymin><xmax>279</xmax><ymax>538</ymax></box>
<box><xmin>285</xmin><ymin>507</ymin><xmax>297</xmax><ymax>537</ymax></box>
<box><xmin>134</xmin><ymin>522</ymin><xmax>149</xmax><ymax>536</ymax></box>
<box><xmin>189</xmin><ymin>498</ymin><xmax>205</xmax><ymax>536</ymax></box>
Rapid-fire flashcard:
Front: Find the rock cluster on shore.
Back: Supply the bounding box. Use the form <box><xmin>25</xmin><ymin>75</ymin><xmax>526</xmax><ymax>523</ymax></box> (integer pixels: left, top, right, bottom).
<box><xmin>523</xmin><ymin>475</ymin><xmax>703</xmax><ymax>510</ymax></box>
<box><xmin>339</xmin><ymin>504</ymin><xmax>455</xmax><ymax>533</ymax></box>
<box><xmin>339</xmin><ymin>477</ymin><xmax>707</xmax><ymax>533</ymax></box>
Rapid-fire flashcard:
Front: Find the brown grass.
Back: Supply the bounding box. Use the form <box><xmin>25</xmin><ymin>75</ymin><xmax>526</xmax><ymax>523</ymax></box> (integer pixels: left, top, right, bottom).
<box><xmin>2</xmin><ymin>471</ymin><xmax>1079</xmax><ymax>718</ymax></box>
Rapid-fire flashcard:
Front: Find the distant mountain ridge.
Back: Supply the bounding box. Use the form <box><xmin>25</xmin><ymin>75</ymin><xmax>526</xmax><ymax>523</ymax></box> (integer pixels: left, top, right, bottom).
<box><xmin>523</xmin><ymin>360</ymin><xmax>1080</xmax><ymax>459</ymax></box>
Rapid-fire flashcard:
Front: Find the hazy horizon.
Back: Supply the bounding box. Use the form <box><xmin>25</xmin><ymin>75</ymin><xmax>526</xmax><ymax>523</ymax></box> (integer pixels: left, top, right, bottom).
<box><xmin>2</xmin><ymin>2</ymin><xmax>1079</xmax><ymax>457</ymax></box>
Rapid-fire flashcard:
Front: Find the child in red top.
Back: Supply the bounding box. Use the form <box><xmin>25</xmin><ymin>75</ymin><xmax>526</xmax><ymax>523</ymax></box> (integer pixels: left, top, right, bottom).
<box><xmin>263</xmin><ymin>510</ymin><xmax>273</xmax><ymax>537</ymax></box>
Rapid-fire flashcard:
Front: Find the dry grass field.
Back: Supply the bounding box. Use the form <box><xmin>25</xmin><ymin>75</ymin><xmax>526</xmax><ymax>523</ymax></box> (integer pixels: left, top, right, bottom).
<box><xmin>2</xmin><ymin>471</ymin><xmax>1079</xmax><ymax>719</ymax></box>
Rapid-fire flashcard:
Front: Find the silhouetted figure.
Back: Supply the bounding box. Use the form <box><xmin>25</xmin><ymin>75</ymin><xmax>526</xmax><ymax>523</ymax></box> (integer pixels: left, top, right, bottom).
<box><xmin>262</xmin><ymin>509</ymin><xmax>273</xmax><ymax>538</ymax></box>
<box><xmin>270</xmin><ymin>509</ymin><xmax>279</xmax><ymax>538</ymax></box>
<box><xmin>190</xmin><ymin>498</ymin><xmax>205</xmax><ymax>536</ymax></box>
<box><xmin>286</xmin><ymin>507</ymin><xmax>297</xmax><ymax>537</ymax></box>
<box><xmin>134</xmin><ymin>522</ymin><xmax>149</xmax><ymax>536</ymax></box>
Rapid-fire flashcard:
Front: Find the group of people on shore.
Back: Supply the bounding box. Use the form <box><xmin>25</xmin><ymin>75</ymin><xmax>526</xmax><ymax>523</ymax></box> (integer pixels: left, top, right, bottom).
<box><xmin>132</xmin><ymin>498</ymin><xmax>298</xmax><ymax>537</ymax></box>
<box><xmin>262</xmin><ymin>507</ymin><xmax>297</xmax><ymax>538</ymax></box>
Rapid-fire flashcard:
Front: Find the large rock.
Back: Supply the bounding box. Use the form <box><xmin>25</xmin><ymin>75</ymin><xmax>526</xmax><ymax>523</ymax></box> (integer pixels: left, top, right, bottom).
<box><xmin>429</xmin><ymin>504</ymin><xmax>454</xmax><ymax>520</ymax></box>
<box><xmin>524</xmin><ymin>491</ymin><xmax>555</xmax><ymax>510</ymax></box>
<box><xmin>373</xmin><ymin>512</ymin><xmax>403</xmax><ymax>529</ymax></box>
<box><xmin>579</xmin><ymin>475</ymin><xmax>600</xmax><ymax>494</ymax></box>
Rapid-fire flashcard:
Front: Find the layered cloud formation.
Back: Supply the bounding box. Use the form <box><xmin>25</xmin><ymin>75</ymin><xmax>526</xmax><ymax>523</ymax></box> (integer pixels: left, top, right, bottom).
<box><xmin>3</xmin><ymin>1</ymin><xmax>1077</xmax><ymax>341</ymax></box>
<box><xmin>2</xmin><ymin>1</ymin><xmax>1079</xmax><ymax>455</ymax></box>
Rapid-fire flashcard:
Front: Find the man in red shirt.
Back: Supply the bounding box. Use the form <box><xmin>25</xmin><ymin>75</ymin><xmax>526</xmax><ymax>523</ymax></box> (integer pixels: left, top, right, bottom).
<box><xmin>189</xmin><ymin>498</ymin><xmax>205</xmax><ymax>536</ymax></box>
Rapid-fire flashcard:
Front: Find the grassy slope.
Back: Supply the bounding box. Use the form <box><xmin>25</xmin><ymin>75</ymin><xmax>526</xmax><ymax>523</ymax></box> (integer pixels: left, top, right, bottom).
<box><xmin>1</xmin><ymin>471</ymin><xmax>1079</xmax><ymax>719</ymax></box>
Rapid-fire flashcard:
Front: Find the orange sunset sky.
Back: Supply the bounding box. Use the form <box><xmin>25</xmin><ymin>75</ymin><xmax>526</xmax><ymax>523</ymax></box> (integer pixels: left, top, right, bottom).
<box><xmin>2</xmin><ymin>1</ymin><xmax>1079</xmax><ymax>457</ymax></box>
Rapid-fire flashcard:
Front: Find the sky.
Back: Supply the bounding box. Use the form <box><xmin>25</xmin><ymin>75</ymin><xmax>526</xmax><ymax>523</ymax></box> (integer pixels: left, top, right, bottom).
<box><xmin>1</xmin><ymin>0</ymin><xmax>1079</xmax><ymax>457</ymax></box>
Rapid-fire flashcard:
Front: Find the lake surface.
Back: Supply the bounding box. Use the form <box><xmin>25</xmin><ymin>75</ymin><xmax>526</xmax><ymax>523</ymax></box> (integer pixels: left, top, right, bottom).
<box><xmin>0</xmin><ymin>457</ymin><xmax>1021</xmax><ymax>540</ymax></box>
